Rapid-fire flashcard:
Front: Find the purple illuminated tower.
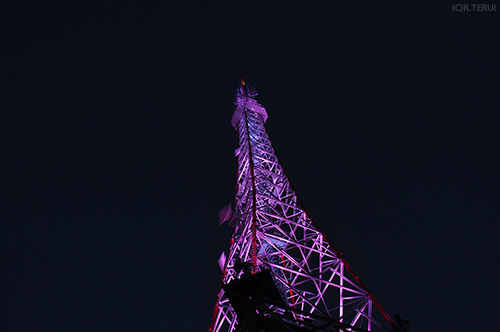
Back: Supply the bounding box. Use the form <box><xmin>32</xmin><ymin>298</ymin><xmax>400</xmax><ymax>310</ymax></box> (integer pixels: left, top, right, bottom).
<box><xmin>209</xmin><ymin>80</ymin><xmax>409</xmax><ymax>332</ymax></box>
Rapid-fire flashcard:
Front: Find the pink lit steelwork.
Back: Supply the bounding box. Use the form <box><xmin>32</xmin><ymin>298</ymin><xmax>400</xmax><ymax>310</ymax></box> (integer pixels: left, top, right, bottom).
<box><xmin>209</xmin><ymin>81</ymin><xmax>406</xmax><ymax>332</ymax></box>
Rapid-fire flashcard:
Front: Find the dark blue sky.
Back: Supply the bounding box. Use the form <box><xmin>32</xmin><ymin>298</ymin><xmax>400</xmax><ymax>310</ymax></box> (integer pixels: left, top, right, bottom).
<box><xmin>2</xmin><ymin>2</ymin><xmax>499</xmax><ymax>331</ymax></box>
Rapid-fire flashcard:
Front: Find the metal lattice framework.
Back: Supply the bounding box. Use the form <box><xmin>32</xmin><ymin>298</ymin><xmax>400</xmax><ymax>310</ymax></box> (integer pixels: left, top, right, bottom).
<box><xmin>209</xmin><ymin>82</ymin><xmax>400</xmax><ymax>332</ymax></box>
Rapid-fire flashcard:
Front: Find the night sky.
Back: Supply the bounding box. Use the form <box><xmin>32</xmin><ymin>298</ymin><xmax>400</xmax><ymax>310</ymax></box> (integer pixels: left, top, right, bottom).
<box><xmin>2</xmin><ymin>2</ymin><xmax>499</xmax><ymax>331</ymax></box>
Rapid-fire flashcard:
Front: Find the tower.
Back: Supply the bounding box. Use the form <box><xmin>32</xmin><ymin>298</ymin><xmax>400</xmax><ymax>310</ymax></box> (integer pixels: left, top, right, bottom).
<box><xmin>209</xmin><ymin>80</ymin><xmax>409</xmax><ymax>332</ymax></box>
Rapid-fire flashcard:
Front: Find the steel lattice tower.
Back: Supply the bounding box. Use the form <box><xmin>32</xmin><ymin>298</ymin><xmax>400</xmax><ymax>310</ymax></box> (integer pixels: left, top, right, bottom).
<box><xmin>209</xmin><ymin>80</ymin><xmax>409</xmax><ymax>332</ymax></box>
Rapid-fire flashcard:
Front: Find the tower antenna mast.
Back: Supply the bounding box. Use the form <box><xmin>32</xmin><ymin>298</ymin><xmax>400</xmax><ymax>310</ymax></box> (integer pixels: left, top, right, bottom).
<box><xmin>209</xmin><ymin>80</ymin><xmax>410</xmax><ymax>332</ymax></box>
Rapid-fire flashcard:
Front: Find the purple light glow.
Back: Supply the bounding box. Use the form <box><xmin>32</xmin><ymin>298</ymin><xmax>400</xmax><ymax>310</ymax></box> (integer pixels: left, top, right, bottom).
<box><xmin>210</xmin><ymin>82</ymin><xmax>400</xmax><ymax>332</ymax></box>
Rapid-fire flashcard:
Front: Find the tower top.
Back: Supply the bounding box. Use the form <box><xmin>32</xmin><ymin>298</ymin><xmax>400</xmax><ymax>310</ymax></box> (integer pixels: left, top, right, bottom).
<box><xmin>231</xmin><ymin>79</ymin><xmax>268</xmax><ymax>130</ymax></box>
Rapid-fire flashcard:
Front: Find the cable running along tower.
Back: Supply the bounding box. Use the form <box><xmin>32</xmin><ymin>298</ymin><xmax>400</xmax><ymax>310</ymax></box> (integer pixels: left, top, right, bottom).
<box><xmin>209</xmin><ymin>80</ymin><xmax>409</xmax><ymax>332</ymax></box>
